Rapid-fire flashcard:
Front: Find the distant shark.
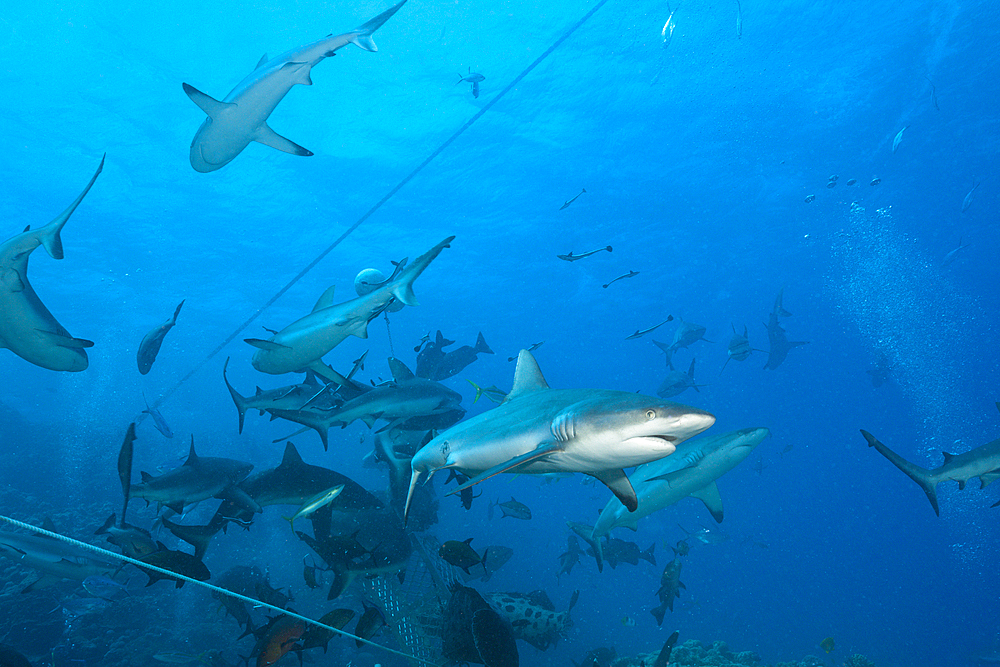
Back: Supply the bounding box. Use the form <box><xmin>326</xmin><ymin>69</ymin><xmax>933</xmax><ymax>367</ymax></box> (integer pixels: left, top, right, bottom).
<box><xmin>183</xmin><ymin>1</ymin><xmax>407</xmax><ymax>172</ymax></box>
<box><xmin>403</xmin><ymin>349</ymin><xmax>716</xmax><ymax>523</ymax></box>
<box><xmin>129</xmin><ymin>437</ymin><xmax>259</xmax><ymax>515</ymax></box>
<box><xmin>245</xmin><ymin>236</ymin><xmax>453</xmax><ymax>377</ymax></box>
<box><xmin>0</xmin><ymin>156</ymin><xmax>103</xmax><ymax>371</ymax></box>
<box><xmin>763</xmin><ymin>289</ymin><xmax>808</xmax><ymax>370</ymax></box>
<box><xmin>0</xmin><ymin>519</ymin><xmax>118</xmax><ymax>591</ymax></box>
<box><xmin>862</xmin><ymin>415</ymin><xmax>1000</xmax><ymax>515</ymax></box>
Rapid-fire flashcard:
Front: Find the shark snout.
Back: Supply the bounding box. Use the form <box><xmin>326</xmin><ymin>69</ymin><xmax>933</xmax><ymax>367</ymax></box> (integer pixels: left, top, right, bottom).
<box><xmin>674</xmin><ymin>408</ymin><xmax>716</xmax><ymax>440</ymax></box>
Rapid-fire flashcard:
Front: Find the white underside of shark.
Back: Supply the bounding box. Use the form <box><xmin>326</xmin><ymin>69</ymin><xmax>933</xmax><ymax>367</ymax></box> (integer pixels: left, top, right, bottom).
<box><xmin>0</xmin><ymin>156</ymin><xmax>103</xmax><ymax>372</ymax></box>
<box><xmin>183</xmin><ymin>1</ymin><xmax>407</xmax><ymax>172</ymax></box>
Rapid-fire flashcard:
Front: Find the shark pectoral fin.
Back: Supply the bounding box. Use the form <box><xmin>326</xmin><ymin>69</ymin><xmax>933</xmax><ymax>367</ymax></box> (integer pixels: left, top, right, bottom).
<box><xmin>691</xmin><ymin>481</ymin><xmax>724</xmax><ymax>523</ymax></box>
<box><xmin>182</xmin><ymin>83</ymin><xmax>235</xmax><ymax>118</ymax></box>
<box><xmin>244</xmin><ymin>338</ymin><xmax>291</xmax><ymax>352</ymax></box>
<box><xmin>1</xmin><ymin>268</ymin><xmax>25</xmax><ymax>292</ymax></box>
<box><xmin>979</xmin><ymin>471</ymin><xmax>1000</xmax><ymax>488</ymax></box>
<box><xmin>35</xmin><ymin>329</ymin><xmax>94</xmax><ymax>349</ymax></box>
<box><xmin>590</xmin><ymin>469</ymin><xmax>638</xmax><ymax>512</ymax></box>
<box><xmin>253</xmin><ymin>123</ymin><xmax>313</xmax><ymax>157</ymax></box>
<box><xmin>447</xmin><ymin>443</ymin><xmax>564</xmax><ymax>497</ymax></box>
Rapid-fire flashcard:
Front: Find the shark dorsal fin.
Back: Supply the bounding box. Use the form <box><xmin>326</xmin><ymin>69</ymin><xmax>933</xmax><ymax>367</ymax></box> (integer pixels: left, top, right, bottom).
<box><xmin>942</xmin><ymin>452</ymin><xmax>955</xmax><ymax>464</ymax></box>
<box><xmin>256</xmin><ymin>53</ymin><xmax>269</xmax><ymax>69</ymax></box>
<box><xmin>140</xmin><ymin>471</ymin><xmax>153</xmax><ymax>482</ymax></box>
<box><xmin>504</xmin><ymin>350</ymin><xmax>550</xmax><ymax>403</ymax></box>
<box><xmin>311</xmin><ymin>285</ymin><xmax>336</xmax><ymax>313</ymax></box>
<box><xmin>387</xmin><ymin>357</ymin><xmax>415</xmax><ymax>382</ymax></box>
<box><xmin>41</xmin><ymin>517</ymin><xmax>59</xmax><ymax>534</ymax></box>
<box><xmin>184</xmin><ymin>436</ymin><xmax>198</xmax><ymax>465</ymax></box>
<box><xmin>281</xmin><ymin>442</ymin><xmax>304</xmax><ymax>467</ymax></box>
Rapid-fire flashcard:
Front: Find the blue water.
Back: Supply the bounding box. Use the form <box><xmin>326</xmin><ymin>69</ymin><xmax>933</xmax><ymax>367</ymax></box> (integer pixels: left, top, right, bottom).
<box><xmin>1</xmin><ymin>0</ymin><xmax>998</xmax><ymax>665</ymax></box>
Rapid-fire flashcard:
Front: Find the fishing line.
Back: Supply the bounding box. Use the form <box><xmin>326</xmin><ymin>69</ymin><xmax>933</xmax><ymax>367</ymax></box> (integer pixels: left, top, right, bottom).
<box><xmin>0</xmin><ymin>514</ymin><xmax>439</xmax><ymax>667</ymax></box>
<box><xmin>144</xmin><ymin>0</ymin><xmax>612</xmax><ymax>417</ymax></box>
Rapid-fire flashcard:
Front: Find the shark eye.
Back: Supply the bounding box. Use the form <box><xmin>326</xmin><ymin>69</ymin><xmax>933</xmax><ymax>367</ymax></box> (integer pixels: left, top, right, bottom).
<box><xmin>645</xmin><ymin>410</ymin><xmax>656</xmax><ymax>420</ymax></box>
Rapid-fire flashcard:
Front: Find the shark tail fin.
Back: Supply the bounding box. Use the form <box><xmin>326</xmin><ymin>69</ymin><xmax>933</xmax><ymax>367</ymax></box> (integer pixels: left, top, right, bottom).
<box><xmin>475</xmin><ymin>332</ymin><xmax>494</xmax><ymax>355</ymax></box>
<box><xmin>222</xmin><ymin>358</ymin><xmax>249</xmax><ymax>434</ymax></box>
<box><xmin>39</xmin><ymin>154</ymin><xmax>105</xmax><ymax>260</ymax></box>
<box><xmin>390</xmin><ymin>236</ymin><xmax>455</xmax><ymax>307</ymax></box>
<box><xmin>349</xmin><ymin>0</ymin><xmax>407</xmax><ymax>52</ymax></box>
<box><xmin>860</xmin><ymin>430</ymin><xmax>940</xmax><ymax>516</ymax></box>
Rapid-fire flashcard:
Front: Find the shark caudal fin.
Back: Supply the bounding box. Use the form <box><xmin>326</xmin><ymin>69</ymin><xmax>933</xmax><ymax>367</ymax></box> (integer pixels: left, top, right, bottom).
<box><xmin>222</xmin><ymin>358</ymin><xmax>249</xmax><ymax>434</ymax></box>
<box><xmin>860</xmin><ymin>430</ymin><xmax>941</xmax><ymax>516</ymax></box>
<box><xmin>474</xmin><ymin>332</ymin><xmax>494</xmax><ymax>355</ymax></box>
<box><xmin>390</xmin><ymin>236</ymin><xmax>454</xmax><ymax>307</ymax></box>
<box><xmin>566</xmin><ymin>521</ymin><xmax>604</xmax><ymax>573</ymax></box>
<box><xmin>37</xmin><ymin>154</ymin><xmax>105</xmax><ymax>260</ymax></box>
<box><xmin>349</xmin><ymin>0</ymin><xmax>407</xmax><ymax>52</ymax></box>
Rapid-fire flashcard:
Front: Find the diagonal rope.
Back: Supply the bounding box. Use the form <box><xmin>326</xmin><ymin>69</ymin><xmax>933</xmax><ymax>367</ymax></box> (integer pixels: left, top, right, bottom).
<box><xmin>0</xmin><ymin>513</ymin><xmax>439</xmax><ymax>666</ymax></box>
<box><xmin>142</xmin><ymin>0</ymin><xmax>613</xmax><ymax>418</ymax></box>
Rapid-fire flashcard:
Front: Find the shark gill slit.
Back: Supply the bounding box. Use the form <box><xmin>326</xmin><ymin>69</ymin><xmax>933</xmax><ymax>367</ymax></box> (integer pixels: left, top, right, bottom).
<box><xmin>138</xmin><ymin>0</ymin><xmax>614</xmax><ymax>423</ymax></box>
<box><xmin>0</xmin><ymin>514</ymin><xmax>439</xmax><ymax>667</ymax></box>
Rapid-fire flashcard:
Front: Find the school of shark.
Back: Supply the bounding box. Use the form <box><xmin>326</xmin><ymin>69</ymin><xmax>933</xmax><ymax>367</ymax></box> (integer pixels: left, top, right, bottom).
<box><xmin>0</xmin><ymin>1</ymin><xmax>996</xmax><ymax>667</ymax></box>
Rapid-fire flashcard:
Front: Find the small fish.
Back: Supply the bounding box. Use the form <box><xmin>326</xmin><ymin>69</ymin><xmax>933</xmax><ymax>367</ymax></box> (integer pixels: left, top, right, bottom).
<box><xmin>603</xmin><ymin>270</ymin><xmax>639</xmax><ymax>289</ymax></box>
<box><xmin>662</xmin><ymin>4</ymin><xmax>678</xmax><ymax>48</ymax></box>
<box><xmin>735</xmin><ymin>0</ymin><xmax>742</xmax><ymax>38</ymax></box>
<box><xmin>354</xmin><ymin>602</ymin><xmax>387</xmax><ymax>647</ymax></box>
<box><xmin>870</xmin><ymin>177</ymin><xmax>881</xmax><ymax>186</ymax></box>
<box><xmin>820</xmin><ymin>637</ymin><xmax>835</xmax><ymax>654</ymax></box>
<box><xmin>940</xmin><ymin>237</ymin><xmax>970</xmax><ymax>268</ymax></box>
<box><xmin>621</xmin><ymin>615</ymin><xmax>636</xmax><ymax>627</ymax></box>
<box><xmin>961</xmin><ymin>178</ymin><xmax>980</xmax><ymax>213</ymax></box>
<box><xmin>413</xmin><ymin>332</ymin><xmax>430</xmax><ymax>352</ymax></box>
<box><xmin>557</xmin><ymin>245</ymin><xmax>612</xmax><ymax>262</ymax></box>
<box><xmin>752</xmin><ymin>456</ymin><xmax>766</xmax><ymax>475</ymax></box>
<box><xmin>892</xmin><ymin>126</ymin><xmax>908</xmax><ymax>154</ymax></box>
<box><xmin>826</xmin><ymin>180</ymin><xmax>836</xmax><ymax>189</ymax></box>
<box><xmin>828</xmin><ymin>175</ymin><xmax>839</xmax><ymax>182</ymax></box>
<box><xmin>925</xmin><ymin>75</ymin><xmax>940</xmax><ymax>111</ymax></box>
<box><xmin>626</xmin><ymin>316</ymin><xmax>673</xmax><ymax>340</ymax></box>
<box><xmin>467</xmin><ymin>380</ymin><xmax>508</xmax><ymax>404</ymax></box>
<box><xmin>508</xmin><ymin>341</ymin><xmax>543</xmax><ymax>362</ymax></box>
<box><xmin>82</xmin><ymin>575</ymin><xmax>129</xmax><ymax>600</ymax></box>
<box><xmin>559</xmin><ymin>188</ymin><xmax>587</xmax><ymax>210</ymax></box>
<box><xmin>679</xmin><ymin>524</ymin><xmax>729</xmax><ymax>545</ymax></box>
<box><xmin>282</xmin><ymin>484</ymin><xmax>344</xmax><ymax>531</ymax></box>
<box><xmin>440</xmin><ymin>538</ymin><xmax>486</xmax><ymax>574</ymax></box>
<box><xmin>142</xmin><ymin>393</ymin><xmax>174</xmax><ymax>439</ymax></box>
<box><xmin>671</xmin><ymin>539</ymin><xmax>690</xmax><ymax>557</ymax></box>
<box><xmin>804</xmin><ymin>194</ymin><xmax>815</xmax><ymax>203</ymax></box>
<box><xmin>499</xmin><ymin>497</ymin><xmax>532</xmax><ymax>520</ymax></box>
<box><xmin>60</xmin><ymin>597</ymin><xmax>111</xmax><ymax>616</ymax></box>
<box><xmin>780</xmin><ymin>444</ymin><xmax>794</xmax><ymax>457</ymax></box>
<box><xmin>846</xmin><ymin>178</ymin><xmax>857</xmax><ymax>186</ymax></box>
<box><xmin>487</xmin><ymin>497</ymin><xmax>497</xmax><ymax>520</ymax></box>
<box><xmin>302</xmin><ymin>557</ymin><xmax>320</xmax><ymax>590</ymax></box>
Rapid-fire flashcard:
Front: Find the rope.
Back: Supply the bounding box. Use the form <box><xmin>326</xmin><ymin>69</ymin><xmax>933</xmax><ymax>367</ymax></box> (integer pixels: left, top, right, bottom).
<box><xmin>139</xmin><ymin>0</ymin><xmax>613</xmax><ymax>420</ymax></box>
<box><xmin>0</xmin><ymin>514</ymin><xmax>439</xmax><ymax>666</ymax></box>
<box><xmin>384</xmin><ymin>313</ymin><xmax>395</xmax><ymax>358</ymax></box>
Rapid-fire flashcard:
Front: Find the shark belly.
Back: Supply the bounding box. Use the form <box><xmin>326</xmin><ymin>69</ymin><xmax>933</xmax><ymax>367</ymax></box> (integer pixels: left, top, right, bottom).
<box><xmin>0</xmin><ymin>279</ymin><xmax>88</xmax><ymax>371</ymax></box>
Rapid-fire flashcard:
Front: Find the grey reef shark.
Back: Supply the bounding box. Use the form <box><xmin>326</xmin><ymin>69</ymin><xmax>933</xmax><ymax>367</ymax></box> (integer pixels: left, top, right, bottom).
<box><xmin>0</xmin><ymin>156</ymin><xmax>104</xmax><ymax>371</ymax></box>
<box><xmin>137</xmin><ymin>300</ymin><xmax>184</xmax><ymax>375</ymax></box>
<box><xmin>862</xmin><ymin>405</ymin><xmax>1000</xmax><ymax>515</ymax></box>
<box><xmin>183</xmin><ymin>1</ymin><xmax>407</xmax><ymax>172</ymax></box>
<box><xmin>403</xmin><ymin>349</ymin><xmax>716</xmax><ymax>523</ymax></box>
<box><xmin>0</xmin><ymin>518</ymin><xmax>119</xmax><ymax>592</ymax></box>
<box><xmin>584</xmin><ymin>428</ymin><xmax>769</xmax><ymax>569</ymax></box>
<box><xmin>245</xmin><ymin>236</ymin><xmax>453</xmax><ymax>378</ymax></box>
